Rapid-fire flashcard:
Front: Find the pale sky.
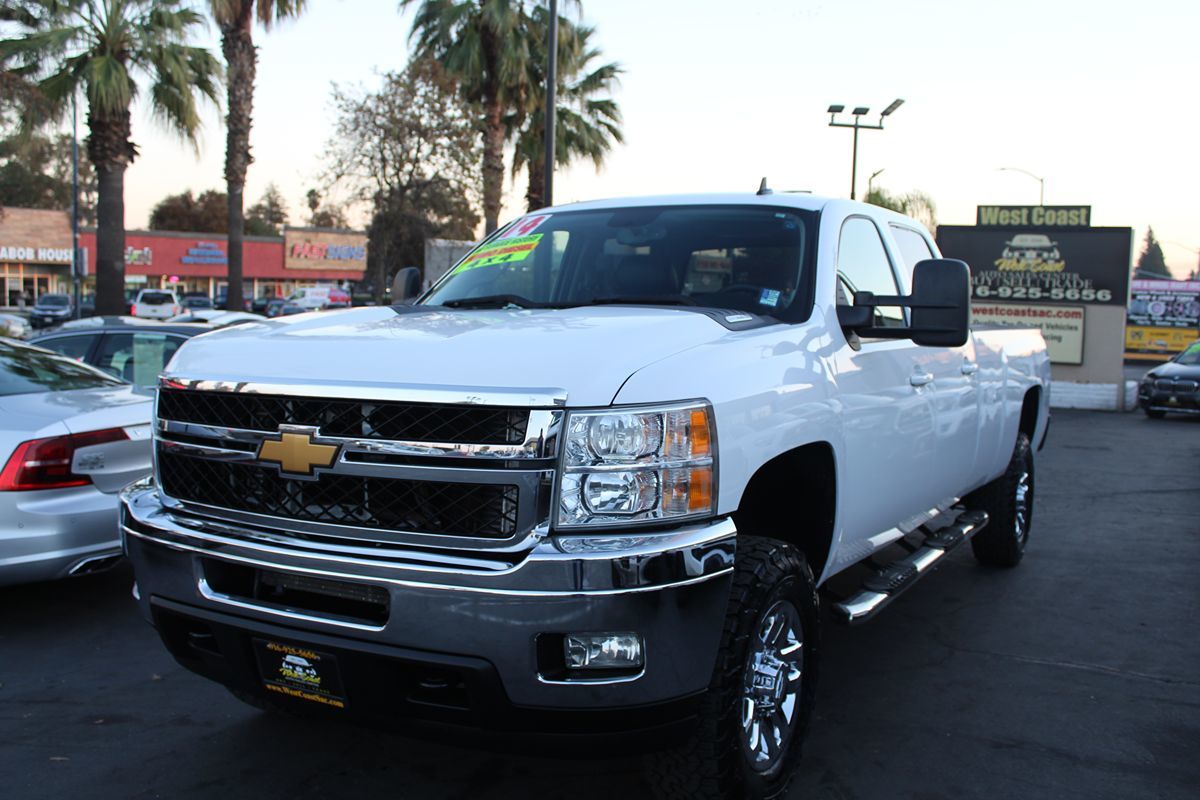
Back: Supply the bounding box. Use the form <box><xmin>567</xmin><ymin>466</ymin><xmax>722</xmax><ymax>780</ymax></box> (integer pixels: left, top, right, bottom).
<box><xmin>112</xmin><ymin>0</ymin><xmax>1198</xmax><ymax>277</ymax></box>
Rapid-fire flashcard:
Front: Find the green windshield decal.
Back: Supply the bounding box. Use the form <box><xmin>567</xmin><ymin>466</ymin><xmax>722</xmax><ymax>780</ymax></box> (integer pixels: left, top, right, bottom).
<box><xmin>1184</xmin><ymin>342</ymin><xmax>1200</xmax><ymax>357</ymax></box>
<box><xmin>454</xmin><ymin>234</ymin><xmax>543</xmax><ymax>273</ymax></box>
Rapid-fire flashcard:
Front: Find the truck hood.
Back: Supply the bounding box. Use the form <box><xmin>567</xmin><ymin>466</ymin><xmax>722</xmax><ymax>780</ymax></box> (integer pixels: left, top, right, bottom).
<box><xmin>165</xmin><ymin>306</ymin><xmax>731</xmax><ymax>406</ymax></box>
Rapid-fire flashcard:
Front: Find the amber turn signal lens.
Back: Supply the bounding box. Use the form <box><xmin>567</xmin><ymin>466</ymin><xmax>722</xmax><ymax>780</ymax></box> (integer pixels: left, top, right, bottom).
<box><xmin>690</xmin><ymin>409</ymin><xmax>711</xmax><ymax>457</ymax></box>
<box><xmin>687</xmin><ymin>466</ymin><xmax>713</xmax><ymax>513</ymax></box>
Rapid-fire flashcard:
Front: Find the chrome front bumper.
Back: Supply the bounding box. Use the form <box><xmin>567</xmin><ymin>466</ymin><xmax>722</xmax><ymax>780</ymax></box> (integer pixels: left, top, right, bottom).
<box><xmin>120</xmin><ymin>481</ymin><xmax>736</xmax><ymax>711</ymax></box>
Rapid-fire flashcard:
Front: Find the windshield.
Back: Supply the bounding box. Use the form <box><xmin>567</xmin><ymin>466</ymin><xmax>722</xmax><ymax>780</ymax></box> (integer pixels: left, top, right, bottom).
<box><xmin>139</xmin><ymin>291</ymin><xmax>174</xmax><ymax>305</ymax></box>
<box><xmin>38</xmin><ymin>294</ymin><xmax>70</xmax><ymax>307</ymax></box>
<box><xmin>1176</xmin><ymin>342</ymin><xmax>1200</xmax><ymax>365</ymax></box>
<box><xmin>0</xmin><ymin>340</ymin><xmax>123</xmax><ymax>396</ymax></box>
<box><xmin>422</xmin><ymin>206</ymin><xmax>816</xmax><ymax>318</ymax></box>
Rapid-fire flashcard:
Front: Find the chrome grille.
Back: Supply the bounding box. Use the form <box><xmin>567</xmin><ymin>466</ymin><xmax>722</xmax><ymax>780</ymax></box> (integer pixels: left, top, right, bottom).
<box><xmin>157</xmin><ymin>388</ymin><xmax>528</xmax><ymax>444</ymax></box>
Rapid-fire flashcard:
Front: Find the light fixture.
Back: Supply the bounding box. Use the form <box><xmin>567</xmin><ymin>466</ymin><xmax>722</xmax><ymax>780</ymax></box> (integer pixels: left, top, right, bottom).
<box><xmin>827</xmin><ymin>104</ymin><xmax>844</xmax><ymax>114</ymax></box>
<box><xmin>852</xmin><ymin>106</ymin><xmax>870</xmax><ymax>116</ymax></box>
<box><xmin>881</xmin><ymin>98</ymin><xmax>905</xmax><ymax>117</ymax></box>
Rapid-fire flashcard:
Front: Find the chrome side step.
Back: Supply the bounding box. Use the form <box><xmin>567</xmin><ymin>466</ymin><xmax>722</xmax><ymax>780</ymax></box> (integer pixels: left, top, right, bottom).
<box><xmin>831</xmin><ymin>510</ymin><xmax>989</xmax><ymax>625</ymax></box>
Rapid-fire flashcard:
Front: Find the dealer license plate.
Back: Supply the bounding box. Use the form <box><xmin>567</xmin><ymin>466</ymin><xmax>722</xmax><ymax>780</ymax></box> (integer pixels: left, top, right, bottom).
<box><xmin>1168</xmin><ymin>396</ymin><xmax>1179</xmax><ymax>405</ymax></box>
<box><xmin>252</xmin><ymin>639</ymin><xmax>347</xmax><ymax>709</ymax></box>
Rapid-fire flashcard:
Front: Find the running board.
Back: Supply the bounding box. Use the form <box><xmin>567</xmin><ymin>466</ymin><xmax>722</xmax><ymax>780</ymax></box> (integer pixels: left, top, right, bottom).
<box><xmin>831</xmin><ymin>510</ymin><xmax>989</xmax><ymax>625</ymax></box>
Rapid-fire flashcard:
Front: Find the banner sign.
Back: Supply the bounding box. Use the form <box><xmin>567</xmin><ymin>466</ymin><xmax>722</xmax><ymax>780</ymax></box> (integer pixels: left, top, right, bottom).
<box><xmin>937</xmin><ymin>226</ymin><xmax>1131</xmax><ymax>306</ymax></box>
<box><xmin>284</xmin><ymin>229</ymin><xmax>367</xmax><ymax>272</ymax></box>
<box><xmin>972</xmin><ymin>302</ymin><xmax>1085</xmax><ymax>365</ymax></box>
<box><xmin>976</xmin><ymin>205</ymin><xmax>1091</xmax><ymax>228</ymax></box>
<box><xmin>1125</xmin><ymin>279</ymin><xmax>1200</xmax><ymax>360</ymax></box>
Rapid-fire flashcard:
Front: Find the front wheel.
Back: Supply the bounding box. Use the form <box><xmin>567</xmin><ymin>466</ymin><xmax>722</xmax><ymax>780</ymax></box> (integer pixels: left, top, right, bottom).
<box><xmin>967</xmin><ymin>432</ymin><xmax>1034</xmax><ymax>567</ymax></box>
<box><xmin>646</xmin><ymin>536</ymin><xmax>819</xmax><ymax>800</ymax></box>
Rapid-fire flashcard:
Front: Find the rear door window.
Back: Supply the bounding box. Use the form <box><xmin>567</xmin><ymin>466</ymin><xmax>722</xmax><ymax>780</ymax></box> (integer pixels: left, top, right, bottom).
<box><xmin>94</xmin><ymin>332</ymin><xmax>186</xmax><ymax>387</ymax></box>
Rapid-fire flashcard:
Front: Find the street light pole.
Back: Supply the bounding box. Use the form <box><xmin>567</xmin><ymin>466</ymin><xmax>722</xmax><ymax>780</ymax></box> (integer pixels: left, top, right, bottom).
<box><xmin>998</xmin><ymin>167</ymin><xmax>1045</xmax><ymax>206</ymax></box>
<box><xmin>828</xmin><ymin>99</ymin><xmax>903</xmax><ymax>200</ymax></box>
<box><xmin>868</xmin><ymin>168</ymin><xmax>885</xmax><ymax>197</ymax></box>
<box><xmin>542</xmin><ymin>0</ymin><xmax>558</xmax><ymax>209</ymax></box>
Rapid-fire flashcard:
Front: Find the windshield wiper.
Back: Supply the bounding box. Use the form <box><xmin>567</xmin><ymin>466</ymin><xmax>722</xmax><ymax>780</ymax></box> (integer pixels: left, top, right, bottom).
<box><xmin>583</xmin><ymin>295</ymin><xmax>698</xmax><ymax>306</ymax></box>
<box><xmin>439</xmin><ymin>294</ymin><xmax>551</xmax><ymax>309</ymax></box>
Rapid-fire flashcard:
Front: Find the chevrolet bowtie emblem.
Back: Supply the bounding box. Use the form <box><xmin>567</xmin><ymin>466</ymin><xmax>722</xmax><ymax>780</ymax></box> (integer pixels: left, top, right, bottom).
<box><xmin>257</xmin><ymin>427</ymin><xmax>341</xmax><ymax>477</ymax></box>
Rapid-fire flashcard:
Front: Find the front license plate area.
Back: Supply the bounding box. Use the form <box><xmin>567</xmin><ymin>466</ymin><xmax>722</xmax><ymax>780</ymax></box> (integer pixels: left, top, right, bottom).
<box><xmin>252</xmin><ymin>639</ymin><xmax>347</xmax><ymax>709</ymax></box>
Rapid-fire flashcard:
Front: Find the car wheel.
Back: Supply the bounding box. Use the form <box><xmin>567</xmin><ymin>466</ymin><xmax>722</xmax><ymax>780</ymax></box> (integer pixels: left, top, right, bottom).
<box><xmin>967</xmin><ymin>432</ymin><xmax>1034</xmax><ymax>567</ymax></box>
<box><xmin>646</xmin><ymin>535</ymin><xmax>819</xmax><ymax>800</ymax></box>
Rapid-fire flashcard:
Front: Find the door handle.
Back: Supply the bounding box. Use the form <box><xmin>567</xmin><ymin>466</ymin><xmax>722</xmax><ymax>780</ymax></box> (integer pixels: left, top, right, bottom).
<box><xmin>961</xmin><ymin>361</ymin><xmax>979</xmax><ymax>376</ymax></box>
<box><xmin>910</xmin><ymin>371</ymin><xmax>934</xmax><ymax>387</ymax></box>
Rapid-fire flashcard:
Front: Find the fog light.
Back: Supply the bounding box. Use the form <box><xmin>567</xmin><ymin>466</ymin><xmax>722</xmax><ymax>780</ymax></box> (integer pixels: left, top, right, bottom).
<box><xmin>564</xmin><ymin>633</ymin><xmax>644</xmax><ymax>669</ymax></box>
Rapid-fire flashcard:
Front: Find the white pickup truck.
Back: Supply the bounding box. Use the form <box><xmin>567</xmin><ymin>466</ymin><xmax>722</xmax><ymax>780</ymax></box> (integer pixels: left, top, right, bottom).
<box><xmin>121</xmin><ymin>192</ymin><xmax>1050</xmax><ymax>799</ymax></box>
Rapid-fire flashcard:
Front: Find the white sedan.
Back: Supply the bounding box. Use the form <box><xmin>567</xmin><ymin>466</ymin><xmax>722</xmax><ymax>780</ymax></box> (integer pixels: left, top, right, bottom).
<box><xmin>0</xmin><ymin>339</ymin><xmax>153</xmax><ymax>586</ymax></box>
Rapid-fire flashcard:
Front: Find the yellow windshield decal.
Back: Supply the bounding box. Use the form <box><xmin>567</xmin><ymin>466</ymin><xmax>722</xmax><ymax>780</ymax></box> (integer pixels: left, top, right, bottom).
<box><xmin>455</xmin><ymin>234</ymin><xmax>543</xmax><ymax>273</ymax></box>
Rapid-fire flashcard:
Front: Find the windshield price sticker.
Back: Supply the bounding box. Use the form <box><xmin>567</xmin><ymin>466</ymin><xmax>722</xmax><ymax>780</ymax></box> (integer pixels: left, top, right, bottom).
<box><xmin>455</xmin><ymin>234</ymin><xmax>543</xmax><ymax>273</ymax></box>
<box><xmin>497</xmin><ymin>214</ymin><xmax>551</xmax><ymax>239</ymax></box>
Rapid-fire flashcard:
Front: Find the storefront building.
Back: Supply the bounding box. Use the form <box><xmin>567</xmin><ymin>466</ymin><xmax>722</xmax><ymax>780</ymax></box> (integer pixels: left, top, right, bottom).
<box><xmin>0</xmin><ymin>208</ymin><xmax>74</xmax><ymax>306</ymax></box>
<box><xmin>78</xmin><ymin>226</ymin><xmax>367</xmax><ymax>300</ymax></box>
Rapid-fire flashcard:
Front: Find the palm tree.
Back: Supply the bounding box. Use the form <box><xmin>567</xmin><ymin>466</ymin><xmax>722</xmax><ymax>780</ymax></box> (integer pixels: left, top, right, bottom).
<box><xmin>400</xmin><ymin>0</ymin><xmax>540</xmax><ymax>234</ymax></box>
<box><xmin>510</xmin><ymin>9</ymin><xmax>621</xmax><ymax>212</ymax></box>
<box><xmin>1</xmin><ymin>1</ymin><xmax>220</xmax><ymax>315</ymax></box>
<box><xmin>208</xmin><ymin>1</ymin><xmax>306</xmax><ymax>312</ymax></box>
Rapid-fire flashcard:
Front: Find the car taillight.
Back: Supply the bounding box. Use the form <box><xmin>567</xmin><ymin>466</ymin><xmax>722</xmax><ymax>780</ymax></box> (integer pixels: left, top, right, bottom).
<box><xmin>0</xmin><ymin>428</ymin><xmax>129</xmax><ymax>491</ymax></box>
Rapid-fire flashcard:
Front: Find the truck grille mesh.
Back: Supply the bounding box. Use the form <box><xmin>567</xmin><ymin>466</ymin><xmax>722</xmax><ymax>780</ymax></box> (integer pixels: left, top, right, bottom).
<box><xmin>157</xmin><ymin>389</ymin><xmax>528</xmax><ymax>444</ymax></box>
<box><xmin>157</xmin><ymin>448</ymin><xmax>519</xmax><ymax>539</ymax></box>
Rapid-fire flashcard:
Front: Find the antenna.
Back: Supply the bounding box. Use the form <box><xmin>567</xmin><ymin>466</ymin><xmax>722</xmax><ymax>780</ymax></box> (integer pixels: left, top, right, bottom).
<box><xmin>757</xmin><ymin>177</ymin><xmax>773</xmax><ymax>196</ymax></box>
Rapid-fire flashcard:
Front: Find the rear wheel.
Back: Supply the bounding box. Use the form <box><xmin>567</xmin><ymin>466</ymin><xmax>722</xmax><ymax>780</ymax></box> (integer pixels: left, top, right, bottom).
<box><xmin>967</xmin><ymin>432</ymin><xmax>1034</xmax><ymax>567</ymax></box>
<box><xmin>646</xmin><ymin>536</ymin><xmax>819</xmax><ymax>800</ymax></box>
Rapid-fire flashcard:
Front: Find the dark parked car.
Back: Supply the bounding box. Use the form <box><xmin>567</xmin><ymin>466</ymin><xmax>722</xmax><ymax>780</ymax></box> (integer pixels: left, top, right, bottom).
<box><xmin>31</xmin><ymin>317</ymin><xmax>212</xmax><ymax>388</ymax></box>
<box><xmin>214</xmin><ymin>285</ymin><xmax>251</xmax><ymax>311</ymax></box>
<box><xmin>264</xmin><ymin>298</ymin><xmax>287</xmax><ymax>318</ymax></box>
<box><xmin>29</xmin><ymin>293</ymin><xmax>75</xmax><ymax>329</ymax></box>
<box><xmin>1138</xmin><ymin>340</ymin><xmax>1200</xmax><ymax>418</ymax></box>
<box><xmin>180</xmin><ymin>293</ymin><xmax>214</xmax><ymax>310</ymax></box>
<box><xmin>250</xmin><ymin>295</ymin><xmax>276</xmax><ymax>314</ymax></box>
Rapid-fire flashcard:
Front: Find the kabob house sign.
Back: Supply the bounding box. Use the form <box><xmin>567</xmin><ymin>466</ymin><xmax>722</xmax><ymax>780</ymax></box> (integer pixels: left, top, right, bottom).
<box><xmin>937</xmin><ymin>207</ymin><xmax>1132</xmax><ymax>365</ymax></box>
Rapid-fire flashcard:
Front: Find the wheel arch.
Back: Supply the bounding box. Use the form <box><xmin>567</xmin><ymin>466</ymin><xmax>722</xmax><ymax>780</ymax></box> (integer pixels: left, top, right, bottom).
<box><xmin>731</xmin><ymin>441</ymin><xmax>837</xmax><ymax>585</ymax></box>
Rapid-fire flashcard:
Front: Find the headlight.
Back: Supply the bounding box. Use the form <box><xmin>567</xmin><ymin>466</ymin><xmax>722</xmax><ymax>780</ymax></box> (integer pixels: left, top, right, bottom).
<box><xmin>556</xmin><ymin>401</ymin><xmax>715</xmax><ymax>529</ymax></box>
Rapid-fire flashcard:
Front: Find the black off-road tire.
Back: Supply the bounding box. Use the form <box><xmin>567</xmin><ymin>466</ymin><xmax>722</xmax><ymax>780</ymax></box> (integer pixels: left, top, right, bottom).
<box><xmin>967</xmin><ymin>432</ymin><xmax>1034</xmax><ymax>567</ymax></box>
<box><xmin>645</xmin><ymin>536</ymin><xmax>820</xmax><ymax>800</ymax></box>
<box><xmin>1144</xmin><ymin>407</ymin><xmax>1166</xmax><ymax>419</ymax></box>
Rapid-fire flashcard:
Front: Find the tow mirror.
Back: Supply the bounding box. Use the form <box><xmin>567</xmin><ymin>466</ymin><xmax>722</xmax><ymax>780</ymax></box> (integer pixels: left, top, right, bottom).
<box><xmin>391</xmin><ymin>267</ymin><xmax>422</xmax><ymax>304</ymax></box>
<box><xmin>840</xmin><ymin>258</ymin><xmax>971</xmax><ymax>347</ymax></box>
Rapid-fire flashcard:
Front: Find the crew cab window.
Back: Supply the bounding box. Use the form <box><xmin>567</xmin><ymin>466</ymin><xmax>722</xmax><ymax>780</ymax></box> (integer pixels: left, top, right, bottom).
<box><xmin>422</xmin><ymin>206</ymin><xmax>815</xmax><ymax>320</ymax></box>
<box><xmin>889</xmin><ymin>225</ymin><xmax>935</xmax><ymax>283</ymax></box>
<box><xmin>94</xmin><ymin>332</ymin><xmax>185</xmax><ymax>387</ymax></box>
<box><xmin>137</xmin><ymin>291</ymin><xmax>175</xmax><ymax>305</ymax></box>
<box><xmin>836</xmin><ymin>217</ymin><xmax>904</xmax><ymax>327</ymax></box>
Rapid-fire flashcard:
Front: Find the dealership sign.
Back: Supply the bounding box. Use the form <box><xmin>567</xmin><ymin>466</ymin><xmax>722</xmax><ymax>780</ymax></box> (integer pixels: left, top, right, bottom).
<box><xmin>973</xmin><ymin>302</ymin><xmax>1085</xmax><ymax>365</ymax></box>
<box><xmin>1125</xmin><ymin>279</ymin><xmax>1200</xmax><ymax>360</ymax></box>
<box><xmin>937</xmin><ymin>226</ymin><xmax>1132</xmax><ymax>307</ymax></box>
<box><xmin>976</xmin><ymin>205</ymin><xmax>1091</xmax><ymax>228</ymax></box>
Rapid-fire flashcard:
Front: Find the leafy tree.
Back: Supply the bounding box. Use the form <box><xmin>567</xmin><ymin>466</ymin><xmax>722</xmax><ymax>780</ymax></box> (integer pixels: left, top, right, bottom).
<box><xmin>208</xmin><ymin>1</ymin><xmax>307</xmax><ymax>312</ymax></box>
<box><xmin>324</xmin><ymin>59</ymin><xmax>479</xmax><ymax>301</ymax></box>
<box><xmin>148</xmin><ymin>189</ymin><xmax>227</xmax><ymax>232</ymax></box>
<box><xmin>1134</xmin><ymin>227</ymin><xmax>1171</xmax><ymax>279</ymax></box>
<box><xmin>865</xmin><ymin>186</ymin><xmax>938</xmax><ymax>233</ymax></box>
<box><xmin>0</xmin><ymin>130</ymin><xmax>96</xmax><ymax>224</ymax></box>
<box><xmin>510</xmin><ymin>7</ymin><xmax>622</xmax><ymax>212</ymax></box>
<box><xmin>245</xmin><ymin>182</ymin><xmax>288</xmax><ymax>235</ymax></box>
<box><xmin>304</xmin><ymin>187</ymin><xmax>348</xmax><ymax>229</ymax></box>
<box><xmin>1</xmin><ymin>1</ymin><xmax>221</xmax><ymax>314</ymax></box>
<box><xmin>400</xmin><ymin>0</ymin><xmax>551</xmax><ymax>233</ymax></box>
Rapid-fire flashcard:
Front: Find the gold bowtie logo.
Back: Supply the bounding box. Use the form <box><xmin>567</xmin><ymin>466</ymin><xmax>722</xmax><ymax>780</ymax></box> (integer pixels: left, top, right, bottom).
<box><xmin>257</xmin><ymin>428</ymin><xmax>340</xmax><ymax>477</ymax></box>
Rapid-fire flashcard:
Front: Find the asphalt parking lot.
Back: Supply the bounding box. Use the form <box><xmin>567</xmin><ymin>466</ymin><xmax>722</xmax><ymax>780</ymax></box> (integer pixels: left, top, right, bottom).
<box><xmin>3</xmin><ymin>409</ymin><xmax>1197</xmax><ymax>800</ymax></box>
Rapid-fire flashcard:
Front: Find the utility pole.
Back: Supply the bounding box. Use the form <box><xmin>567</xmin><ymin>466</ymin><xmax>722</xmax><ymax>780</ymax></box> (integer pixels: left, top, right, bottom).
<box><xmin>542</xmin><ymin>0</ymin><xmax>558</xmax><ymax>209</ymax></box>
<box><xmin>827</xmin><ymin>99</ymin><xmax>903</xmax><ymax>200</ymax></box>
<box><xmin>867</xmin><ymin>168</ymin><xmax>885</xmax><ymax>197</ymax></box>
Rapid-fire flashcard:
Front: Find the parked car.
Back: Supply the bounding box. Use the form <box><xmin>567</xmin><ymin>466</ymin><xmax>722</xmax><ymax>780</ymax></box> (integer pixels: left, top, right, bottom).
<box><xmin>251</xmin><ymin>295</ymin><xmax>275</xmax><ymax>314</ymax></box>
<box><xmin>31</xmin><ymin>317</ymin><xmax>211</xmax><ymax>388</ymax></box>
<box><xmin>214</xmin><ymin>285</ymin><xmax>252</xmax><ymax>311</ymax></box>
<box><xmin>122</xmin><ymin>193</ymin><xmax>1051</xmax><ymax>799</ymax></box>
<box><xmin>1137</xmin><ymin>339</ymin><xmax>1200</xmax><ymax>418</ymax></box>
<box><xmin>29</xmin><ymin>293</ymin><xmax>75</xmax><ymax>329</ymax></box>
<box><xmin>180</xmin><ymin>293</ymin><xmax>214</xmax><ymax>310</ymax></box>
<box><xmin>264</xmin><ymin>298</ymin><xmax>287</xmax><ymax>318</ymax></box>
<box><xmin>0</xmin><ymin>339</ymin><xmax>153</xmax><ymax>587</ymax></box>
<box><xmin>167</xmin><ymin>310</ymin><xmax>266</xmax><ymax>329</ymax></box>
<box><xmin>278</xmin><ymin>301</ymin><xmax>307</xmax><ymax>316</ymax></box>
<box><xmin>0</xmin><ymin>313</ymin><xmax>31</xmax><ymax>339</ymax></box>
<box><xmin>284</xmin><ymin>286</ymin><xmax>351</xmax><ymax>311</ymax></box>
<box><xmin>130</xmin><ymin>289</ymin><xmax>181</xmax><ymax>320</ymax></box>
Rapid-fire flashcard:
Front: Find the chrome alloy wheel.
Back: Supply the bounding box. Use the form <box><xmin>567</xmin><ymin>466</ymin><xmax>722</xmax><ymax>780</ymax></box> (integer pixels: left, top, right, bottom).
<box><xmin>740</xmin><ymin>599</ymin><xmax>804</xmax><ymax>770</ymax></box>
<box><xmin>1014</xmin><ymin>466</ymin><xmax>1032</xmax><ymax>543</ymax></box>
